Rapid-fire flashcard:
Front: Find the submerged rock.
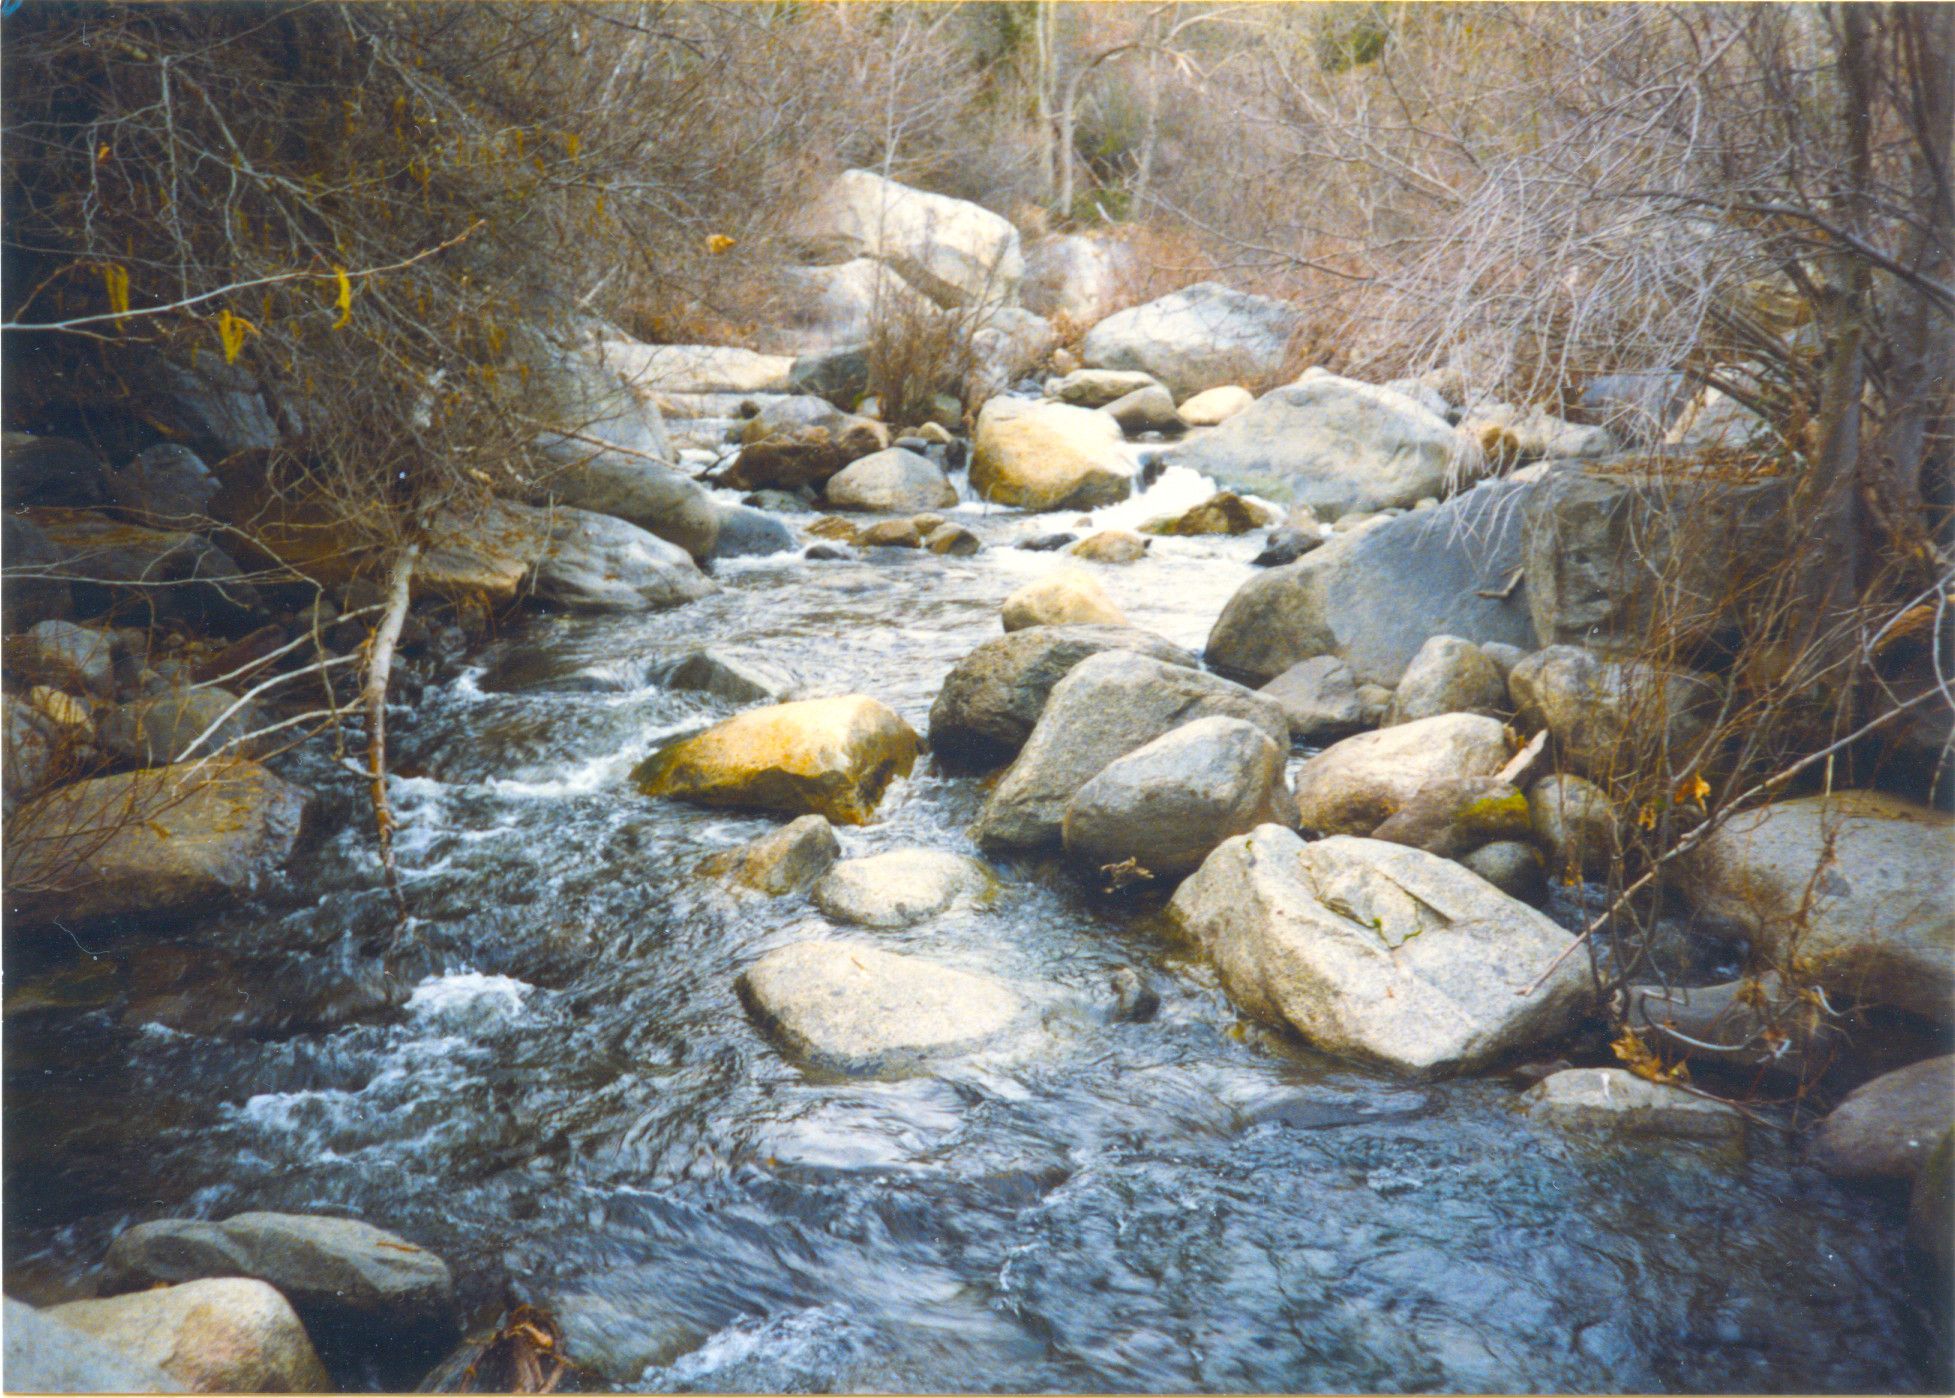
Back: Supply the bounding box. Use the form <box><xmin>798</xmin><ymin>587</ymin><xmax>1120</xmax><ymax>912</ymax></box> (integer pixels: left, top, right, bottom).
<box><xmin>738</xmin><ymin>941</ymin><xmax>1024</xmax><ymax>1075</ymax></box>
<box><xmin>1062</xmin><ymin>715</ymin><xmax>1298</xmax><ymax>882</ymax></box>
<box><xmin>1068</xmin><ymin>530</ymin><xmax>1149</xmax><ymax>564</ymax></box>
<box><xmin>812</xmin><ymin>849</ymin><xmax>996</xmax><ymax>926</ymax></box>
<box><xmin>1522</xmin><ymin>1068</ymin><xmax>1745</xmax><ymax>1141</ymax></box>
<box><xmin>1169</xmin><ymin>829</ymin><xmax>1591</xmax><ymax>1076</ymax></box>
<box><xmin>697</xmin><ymin>814</ymin><xmax>840</xmax><ymax>895</ymax></box>
<box><xmin>633</xmin><ymin>696</ymin><xmax>919</xmax><ymax>825</ymax></box>
<box><xmin>1001</xmin><ymin>569</ymin><xmax>1127</xmax><ymax>630</ymax></box>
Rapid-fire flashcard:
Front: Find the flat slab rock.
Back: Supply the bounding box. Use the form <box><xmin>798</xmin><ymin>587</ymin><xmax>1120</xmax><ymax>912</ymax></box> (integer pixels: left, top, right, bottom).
<box><xmin>812</xmin><ymin>849</ymin><xmax>997</xmax><ymax>927</ymax></box>
<box><xmin>739</xmin><ymin>941</ymin><xmax>1025</xmax><ymax>1075</ymax></box>
<box><xmin>1523</xmin><ymin>1068</ymin><xmax>1746</xmax><ymax>1142</ymax></box>
<box><xmin>101</xmin><ymin>1211</ymin><xmax>456</xmax><ymax>1323</ymax></box>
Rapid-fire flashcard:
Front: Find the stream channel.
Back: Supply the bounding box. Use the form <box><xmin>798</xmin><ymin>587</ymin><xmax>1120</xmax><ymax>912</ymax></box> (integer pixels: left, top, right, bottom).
<box><xmin>4</xmin><ymin>463</ymin><xmax>1942</xmax><ymax>1393</ymax></box>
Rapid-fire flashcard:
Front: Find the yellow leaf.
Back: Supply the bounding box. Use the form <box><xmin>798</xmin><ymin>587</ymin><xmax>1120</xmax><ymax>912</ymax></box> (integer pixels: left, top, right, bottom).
<box><xmin>705</xmin><ymin>233</ymin><xmax>736</xmax><ymax>255</ymax></box>
<box><xmin>1674</xmin><ymin>771</ymin><xmax>1710</xmax><ymax>810</ymax></box>
<box><xmin>102</xmin><ymin>263</ymin><xmax>130</xmax><ymax>324</ymax></box>
<box><xmin>1611</xmin><ymin>1025</ymin><xmax>1690</xmax><ymax>1085</ymax></box>
<box><xmin>563</xmin><ymin>132</ymin><xmax>582</xmax><ymax>160</ymax></box>
<box><xmin>331</xmin><ymin>266</ymin><xmax>352</xmax><ymax>329</ymax></box>
<box><xmin>96</xmin><ymin>143</ymin><xmax>111</xmax><ymax>163</ymax></box>
<box><xmin>216</xmin><ymin>309</ymin><xmax>256</xmax><ymax>365</ymax></box>
<box><xmin>1635</xmin><ymin>802</ymin><xmax>1659</xmax><ymax>830</ymax></box>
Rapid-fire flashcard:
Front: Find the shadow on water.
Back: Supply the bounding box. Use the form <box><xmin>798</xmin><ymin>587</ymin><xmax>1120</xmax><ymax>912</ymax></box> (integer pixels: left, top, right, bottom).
<box><xmin>5</xmin><ymin>479</ymin><xmax>1947</xmax><ymax>1393</ymax></box>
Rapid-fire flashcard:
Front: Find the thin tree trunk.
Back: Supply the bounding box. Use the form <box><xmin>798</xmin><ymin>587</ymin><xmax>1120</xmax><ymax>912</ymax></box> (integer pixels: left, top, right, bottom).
<box><xmin>1868</xmin><ymin>4</ymin><xmax>1954</xmax><ymax>536</ymax></box>
<box><xmin>364</xmin><ymin>542</ymin><xmax>419</xmax><ymax>922</ymax></box>
<box><xmin>1793</xmin><ymin>4</ymin><xmax>1877</xmax><ymax>643</ymax></box>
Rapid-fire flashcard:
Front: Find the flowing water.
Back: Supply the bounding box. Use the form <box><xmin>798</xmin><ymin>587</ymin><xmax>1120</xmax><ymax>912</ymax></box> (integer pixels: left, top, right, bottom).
<box><xmin>4</xmin><ymin>465</ymin><xmax>1943</xmax><ymax>1393</ymax></box>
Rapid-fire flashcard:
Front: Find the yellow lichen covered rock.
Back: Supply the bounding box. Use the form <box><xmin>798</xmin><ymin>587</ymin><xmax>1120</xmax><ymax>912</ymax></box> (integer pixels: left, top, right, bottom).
<box><xmin>633</xmin><ymin>696</ymin><xmax>919</xmax><ymax>824</ymax></box>
<box><xmin>970</xmin><ymin>398</ymin><xmax>1133</xmax><ymax>512</ymax></box>
<box><xmin>1001</xmin><ymin>569</ymin><xmax>1127</xmax><ymax>631</ymax></box>
<box><xmin>6</xmin><ymin>758</ymin><xmax>308</xmax><ymax>927</ymax></box>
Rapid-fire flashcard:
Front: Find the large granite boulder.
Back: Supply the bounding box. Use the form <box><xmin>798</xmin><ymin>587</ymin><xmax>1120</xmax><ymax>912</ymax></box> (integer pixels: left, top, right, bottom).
<box><xmin>1507</xmin><ymin>644</ymin><xmax>1718</xmax><ymax>782</ymax></box>
<box><xmin>3</xmin><ymin>1296</ymin><xmax>187</xmax><ymax>1393</ymax></box>
<box><xmin>1205</xmin><ymin>481</ymin><xmax>1535</xmax><ymax>686</ymax></box>
<box><xmin>45</xmin><ymin>1279</ymin><xmax>329</xmax><ymax>1393</ymax></box>
<box><xmin>774</xmin><ymin>258</ymin><xmax>937</xmax><ymax>352</ymax></box>
<box><xmin>1021</xmin><ymin>234</ymin><xmax>1131</xmax><ymax>324</ymax></box>
<box><xmin>791</xmin><ymin>169</ymin><xmax>1024</xmax><ymax>309</ymax></box>
<box><xmin>98</xmin><ymin>689</ymin><xmax>265</xmax><ymax>767</ymax></box>
<box><xmin>1810</xmin><ymin>1056</ymin><xmax>1955</xmax><ymax>1181</ymax></box>
<box><xmin>6</xmin><ymin>759</ymin><xmax>307</xmax><ymax>927</ymax></box>
<box><xmin>633</xmin><ymin>696</ymin><xmax>919</xmax><ymax>825</ymax></box>
<box><xmin>1291</xmin><ymin>713</ymin><xmax>1512</xmax><ymax>836</ymax></box>
<box><xmin>823</xmin><ymin>448</ymin><xmax>957</xmax><ymax>512</ymax></box>
<box><xmin>1169</xmin><ymin>829</ymin><xmax>1591</xmax><ymax>1076</ymax></box>
<box><xmin>928</xmin><ymin>624</ymin><xmax>1197</xmax><ymax>769</ymax></box>
<box><xmin>970</xmin><ymin>398</ymin><xmax>1134</xmax><ymax>512</ymax></box>
<box><xmin>3</xmin><ymin>513</ymin><xmax>74</xmax><ymax>631</ymax></box>
<box><xmin>1063</xmin><ymin>715</ymin><xmax>1298</xmax><ymax>882</ymax></box>
<box><xmin>522</xmin><ymin>453</ymin><xmax>721</xmax><ymax>562</ymax></box>
<box><xmin>974</xmin><ymin>651</ymin><xmax>1288</xmax><ymax>853</ymax></box>
<box><xmin>1164</xmin><ymin>369</ymin><xmax>1480</xmax><ymax>516</ymax></box>
<box><xmin>529</xmin><ymin>508</ymin><xmax>715</xmax><ymax>613</ymax></box>
<box><xmin>1386</xmin><ymin>635</ymin><xmax>1508</xmax><ymax>724</ymax></box>
<box><xmin>1521</xmin><ymin>464</ymin><xmax>1790</xmax><ymax>657</ymax></box>
<box><xmin>738</xmin><ymin>941</ymin><xmax>1024</xmax><ymax>1075</ymax></box>
<box><xmin>1678</xmin><ymin>792</ymin><xmax>1955</xmax><ymax>1023</ymax></box>
<box><xmin>1081</xmin><ymin>282</ymin><xmax>1302</xmax><ymax>398</ymax></box>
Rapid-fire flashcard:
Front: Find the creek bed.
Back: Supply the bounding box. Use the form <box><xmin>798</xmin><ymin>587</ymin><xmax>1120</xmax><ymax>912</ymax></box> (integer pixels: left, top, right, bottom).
<box><xmin>3</xmin><ymin>469</ymin><xmax>1941</xmax><ymax>1393</ymax></box>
